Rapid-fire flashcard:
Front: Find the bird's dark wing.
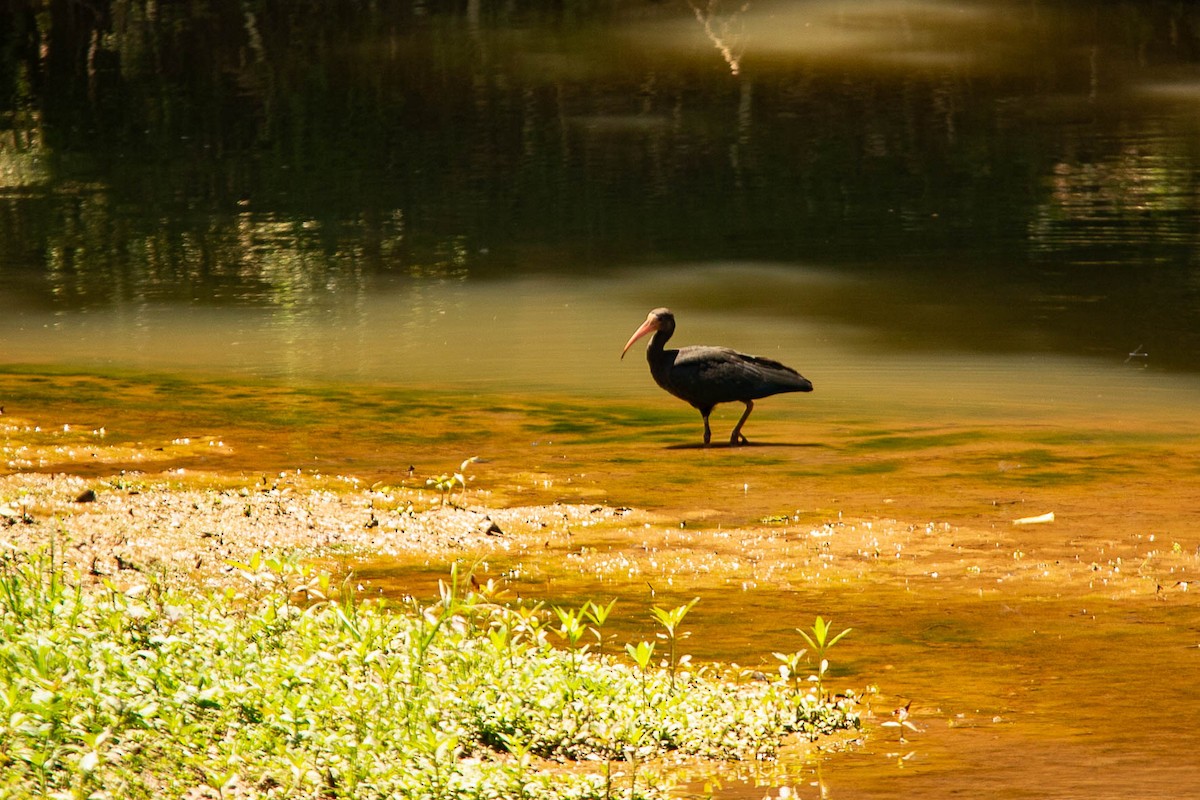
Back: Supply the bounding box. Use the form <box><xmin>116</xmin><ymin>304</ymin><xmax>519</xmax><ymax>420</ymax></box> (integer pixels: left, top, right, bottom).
<box><xmin>663</xmin><ymin>346</ymin><xmax>812</xmax><ymax>408</ymax></box>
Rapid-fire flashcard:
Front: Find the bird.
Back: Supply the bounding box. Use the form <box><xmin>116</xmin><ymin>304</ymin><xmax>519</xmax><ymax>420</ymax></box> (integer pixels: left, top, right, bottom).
<box><xmin>621</xmin><ymin>307</ymin><xmax>813</xmax><ymax>446</ymax></box>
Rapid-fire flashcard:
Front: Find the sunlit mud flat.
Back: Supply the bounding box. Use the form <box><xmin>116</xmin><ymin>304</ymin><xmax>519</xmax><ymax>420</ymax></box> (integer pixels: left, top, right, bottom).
<box><xmin>3</xmin><ymin>366</ymin><xmax>1200</xmax><ymax>798</ymax></box>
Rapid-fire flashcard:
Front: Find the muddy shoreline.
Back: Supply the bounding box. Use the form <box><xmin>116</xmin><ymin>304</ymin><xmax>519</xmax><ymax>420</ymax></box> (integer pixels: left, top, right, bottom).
<box><xmin>0</xmin><ymin>466</ymin><xmax>656</xmax><ymax>595</ymax></box>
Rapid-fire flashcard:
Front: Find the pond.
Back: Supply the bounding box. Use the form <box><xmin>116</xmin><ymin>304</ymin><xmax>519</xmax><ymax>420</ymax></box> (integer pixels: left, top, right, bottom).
<box><xmin>3</xmin><ymin>0</ymin><xmax>1200</xmax><ymax>797</ymax></box>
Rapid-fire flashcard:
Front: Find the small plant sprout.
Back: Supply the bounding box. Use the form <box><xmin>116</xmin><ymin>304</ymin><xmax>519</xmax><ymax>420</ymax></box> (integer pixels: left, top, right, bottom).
<box><xmin>625</xmin><ymin>640</ymin><xmax>656</xmax><ymax>707</ymax></box>
<box><xmin>624</xmin><ymin>726</ymin><xmax>649</xmax><ymax>800</ymax></box>
<box><xmin>508</xmin><ymin>602</ymin><xmax>548</xmax><ymax>648</ymax></box>
<box><xmin>584</xmin><ymin>598</ymin><xmax>617</xmax><ymax>655</ymax></box>
<box><xmin>552</xmin><ymin>605</ymin><xmax>589</xmax><ymax>693</ymax></box>
<box><xmin>496</xmin><ymin>731</ymin><xmax>535</xmax><ymax>793</ymax></box>
<box><xmin>553</xmin><ymin>605</ymin><xmax>588</xmax><ymax>650</ymax></box>
<box><xmin>771</xmin><ymin>646</ymin><xmax>809</xmax><ymax>704</ymax></box>
<box><xmin>797</xmin><ymin>616</ymin><xmax>852</xmax><ymax>703</ymax></box>
<box><xmin>425</xmin><ymin>456</ymin><xmax>479</xmax><ymax>507</ymax></box>
<box><xmin>650</xmin><ymin>597</ymin><xmax>699</xmax><ymax>693</ymax></box>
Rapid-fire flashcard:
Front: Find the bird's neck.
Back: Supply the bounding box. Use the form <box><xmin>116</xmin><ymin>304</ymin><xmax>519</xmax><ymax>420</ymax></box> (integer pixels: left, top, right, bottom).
<box><xmin>645</xmin><ymin>330</ymin><xmax>674</xmax><ymax>385</ymax></box>
<box><xmin>644</xmin><ymin>328</ymin><xmax>672</xmax><ymax>357</ymax></box>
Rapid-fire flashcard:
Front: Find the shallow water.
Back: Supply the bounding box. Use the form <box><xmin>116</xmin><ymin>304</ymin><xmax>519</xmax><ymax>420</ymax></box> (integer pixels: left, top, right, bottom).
<box><xmin>4</xmin><ymin>365</ymin><xmax>1199</xmax><ymax>798</ymax></box>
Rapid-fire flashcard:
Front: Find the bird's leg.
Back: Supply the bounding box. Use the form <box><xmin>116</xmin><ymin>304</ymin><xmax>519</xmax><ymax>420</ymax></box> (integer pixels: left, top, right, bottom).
<box><xmin>702</xmin><ymin>411</ymin><xmax>712</xmax><ymax>446</ymax></box>
<box><xmin>730</xmin><ymin>400</ymin><xmax>754</xmax><ymax>446</ymax></box>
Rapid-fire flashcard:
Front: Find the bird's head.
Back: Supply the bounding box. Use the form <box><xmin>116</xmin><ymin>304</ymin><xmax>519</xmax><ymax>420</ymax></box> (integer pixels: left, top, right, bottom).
<box><xmin>621</xmin><ymin>307</ymin><xmax>674</xmax><ymax>359</ymax></box>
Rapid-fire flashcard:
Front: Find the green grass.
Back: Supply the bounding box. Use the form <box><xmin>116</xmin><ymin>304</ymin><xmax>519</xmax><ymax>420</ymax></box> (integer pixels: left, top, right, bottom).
<box><xmin>0</xmin><ymin>551</ymin><xmax>859</xmax><ymax>800</ymax></box>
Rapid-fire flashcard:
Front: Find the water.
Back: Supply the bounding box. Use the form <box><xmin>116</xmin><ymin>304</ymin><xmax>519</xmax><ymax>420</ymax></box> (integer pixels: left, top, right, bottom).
<box><xmin>4</xmin><ymin>0</ymin><xmax>1200</xmax><ymax>374</ymax></box>
<box><xmin>4</xmin><ymin>1</ymin><xmax>1200</xmax><ymax>797</ymax></box>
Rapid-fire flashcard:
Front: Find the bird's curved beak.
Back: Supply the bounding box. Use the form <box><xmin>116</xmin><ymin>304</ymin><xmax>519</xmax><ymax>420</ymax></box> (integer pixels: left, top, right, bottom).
<box><xmin>621</xmin><ymin>314</ymin><xmax>660</xmax><ymax>360</ymax></box>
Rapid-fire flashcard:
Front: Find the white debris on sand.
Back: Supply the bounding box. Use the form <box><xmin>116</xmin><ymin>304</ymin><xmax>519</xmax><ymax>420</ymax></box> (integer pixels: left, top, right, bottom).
<box><xmin>0</xmin><ymin>471</ymin><xmax>631</xmax><ymax>591</ymax></box>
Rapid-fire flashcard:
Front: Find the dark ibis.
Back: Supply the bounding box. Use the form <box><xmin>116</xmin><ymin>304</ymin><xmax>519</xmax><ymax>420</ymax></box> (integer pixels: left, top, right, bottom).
<box><xmin>621</xmin><ymin>307</ymin><xmax>813</xmax><ymax>446</ymax></box>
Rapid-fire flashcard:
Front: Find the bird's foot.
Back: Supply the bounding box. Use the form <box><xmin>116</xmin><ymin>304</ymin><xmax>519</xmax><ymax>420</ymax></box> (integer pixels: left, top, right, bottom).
<box><xmin>730</xmin><ymin>433</ymin><xmax>749</xmax><ymax>446</ymax></box>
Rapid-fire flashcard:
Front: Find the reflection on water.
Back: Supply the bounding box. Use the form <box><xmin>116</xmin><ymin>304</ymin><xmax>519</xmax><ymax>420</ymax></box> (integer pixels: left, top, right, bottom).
<box><xmin>1032</xmin><ymin>138</ymin><xmax>1198</xmax><ymax>263</ymax></box>
<box><xmin>654</xmin><ymin>0</ymin><xmax>1017</xmax><ymax>71</ymax></box>
<box><xmin>682</xmin><ymin>0</ymin><xmax>748</xmax><ymax>75</ymax></box>
<box><xmin>0</xmin><ymin>123</ymin><xmax>47</xmax><ymax>189</ymax></box>
<box><xmin>3</xmin><ymin>0</ymin><xmax>1200</xmax><ymax>368</ymax></box>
